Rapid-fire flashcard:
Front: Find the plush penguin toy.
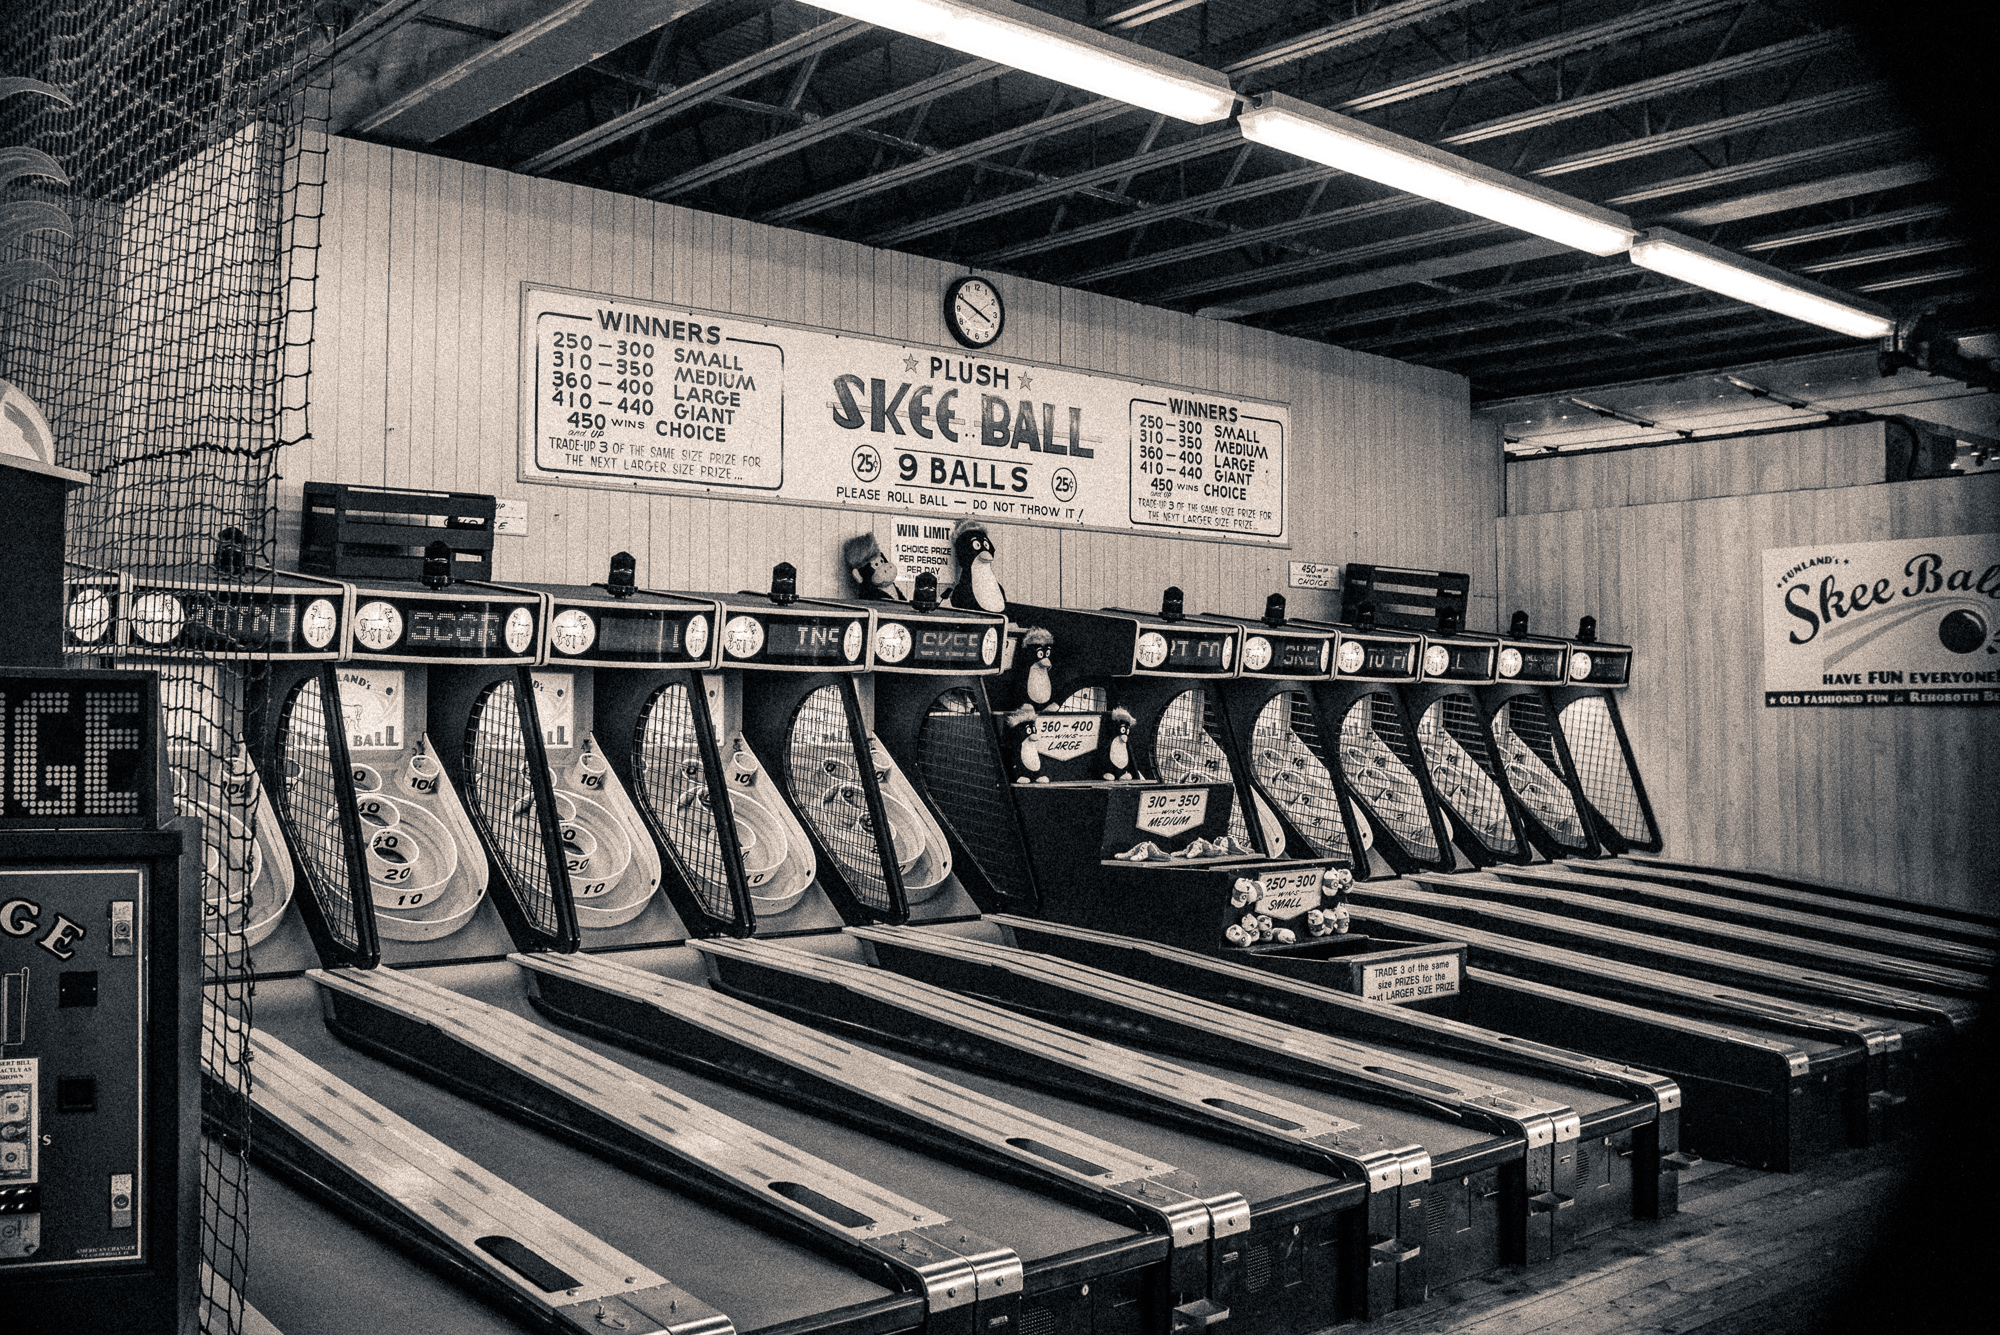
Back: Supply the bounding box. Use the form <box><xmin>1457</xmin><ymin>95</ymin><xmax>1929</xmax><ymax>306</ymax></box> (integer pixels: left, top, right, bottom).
<box><xmin>948</xmin><ymin>518</ymin><xmax>1006</xmax><ymax>613</ymax></box>
<box><xmin>1096</xmin><ymin>707</ymin><xmax>1139</xmax><ymax>781</ymax></box>
<box><xmin>841</xmin><ymin>533</ymin><xmax>908</xmax><ymax>601</ymax></box>
<box><xmin>1002</xmin><ymin>705</ymin><xmax>1047</xmax><ymax>784</ymax></box>
<box><xmin>1015</xmin><ymin>626</ymin><xmax>1054</xmax><ymax>708</ymax></box>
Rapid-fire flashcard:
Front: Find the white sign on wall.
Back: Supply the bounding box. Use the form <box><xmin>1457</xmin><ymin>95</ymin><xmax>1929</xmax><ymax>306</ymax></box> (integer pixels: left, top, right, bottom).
<box><xmin>519</xmin><ymin>284</ymin><xmax>1290</xmax><ymax>546</ymax></box>
<box><xmin>1762</xmin><ymin>531</ymin><xmax>2000</xmax><ymax>706</ymax></box>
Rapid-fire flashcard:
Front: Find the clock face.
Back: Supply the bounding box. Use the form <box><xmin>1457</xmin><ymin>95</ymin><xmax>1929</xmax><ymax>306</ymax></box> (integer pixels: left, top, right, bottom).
<box><xmin>1242</xmin><ymin>636</ymin><xmax>1273</xmax><ymax>672</ymax></box>
<box><xmin>946</xmin><ymin>277</ymin><xmax>1004</xmax><ymax>349</ymax></box>
<box><xmin>1336</xmin><ymin>641</ymin><xmax>1366</xmax><ymax>675</ymax></box>
<box><xmin>874</xmin><ymin>621</ymin><xmax>912</xmax><ymax>664</ymax></box>
<box><xmin>1136</xmin><ymin>631</ymin><xmax>1168</xmax><ymax>669</ymax></box>
<box><xmin>301</xmin><ymin>598</ymin><xmax>340</xmax><ymax>649</ymax></box>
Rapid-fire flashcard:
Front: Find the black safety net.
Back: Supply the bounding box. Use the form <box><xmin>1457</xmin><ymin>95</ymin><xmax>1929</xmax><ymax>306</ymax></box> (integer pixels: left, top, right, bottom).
<box><xmin>274</xmin><ymin>670</ymin><xmax>365</xmax><ymax>955</ymax></box>
<box><xmin>785</xmin><ymin>682</ymin><xmax>897</xmax><ymax>913</ymax></box>
<box><xmin>464</xmin><ymin>679</ymin><xmax>563</xmax><ymax>939</ymax></box>
<box><xmin>634</xmin><ymin>679</ymin><xmax>739</xmax><ymax>923</ymax></box>
<box><xmin>1248</xmin><ymin>691</ymin><xmax>1351</xmax><ymax>861</ymax></box>
<box><xmin>1556</xmin><ymin>695</ymin><xmax>1658</xmax><ymax>847</ymax></box>
<box><xmin>2</xmin><ymin>4</ymin><xmax>328</xmax><ymax>1328</ymax></box>
<box><xmin>915</xmin><ymin>686</ymin><xmax>1035</xmax><ymax>909</ymax></box>
<box><xmin>1492</xmin><ymin>696</ymin><xmax>1592</xmax><ymax>850</ymax></box>
<box><xmin>1336</xmin><ymin>692</ymin><xmax>1441</xmax><ymax>859</ymax></box>
<box><xmin>1417</xmin><ymin>696</ymin><xmax>1519</xmax><ymax>856</ymax></box>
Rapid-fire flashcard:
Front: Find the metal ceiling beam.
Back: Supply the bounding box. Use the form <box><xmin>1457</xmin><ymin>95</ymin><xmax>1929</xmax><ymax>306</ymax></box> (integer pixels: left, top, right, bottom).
<box><xmin>1796</xmin><ymin>238</ymin><xmax>1964</xmax><ymax>274</ymax></box>
<box><xmin>1340</xmin><ymin>0</ymin><xmax>1743</xmax><ymax>114</ymax></box>
<box><xmin>975</xmin><ymin>163</ymin><xmax>1338</xmax><ymax>265</ymax></box>
<box><xmin>1283</xmin><ymin>264</ymin><xmax>1637</xmax><ymax>337</ymax></box>
<box><xmin>517</xmin><ymin>17</ymin><xmax>864</xmax><ymax>173</ymax></box>
<box><xmin>761</xmin><ymin>98</ymin><xmax>1132</xmax><ymax>224</ymax></box>
<box><xmin>1665</xmin><ymin>162</ymin><xmax>1939</xmax><ymax>225</ymax></box>
<box><xmin>650</xmin><ymin>59</ymin><xmax>1003</xmax><ymax>200</ymax></box>
<box><xmin>1438</xmin><ymin>30</ymin><xmax>1846</xmax><ymax>145</ymax></box>
<box><xmin>1063</xmin><ymin>193</ymin><xmax>1427</xmax><ymax>286</ymax></box>
<box><xmin>352</xmin><ymin>0</ymin><xmax>716</xmax><ymax>144</ymax></box>
<box><xmin>869</xmin><ymin>129</ymin><xmax>1240</xmax><ymax>245</ymax></box>
<box><xmin>1169</xmin><ymin>220</ymin><xmax>1507</xmax><ymax>307</ymax></box>
<box><xmin>1349</xmin><ymin>276</ymin><xmax>1684</xmax><ymax>351</ymax></box>
<box><xmin>1742</xmin><ymin>203</ymin><xmax>1952</xmax><ymax>251</ymax></box>
<box><xmin>1193</xmin><ymin>237</ymin><xmax>1569</xmax><ymax>318</ymax></box>
<box><xmin>1407</xmin><ymin>294</ymin><xmax>1756</xmax><ymax>362</ymax></box>
<box><xmin>1222</xmin><ymin>0</ymin><xmax>1492</xmax><ymax>77</ymax></box>
<box><xmin>1460</xmin><ymin>318</ymin><xmax>1837</xmax><ymax>384</ymax></box>
<box><xmin>1529</xmin><ymin>84</ymin><xmax>1888</xmax><ymax>177</ymax></box>
<box><xmin>1855</xmin><ymin>265</ymin><xmax>1979</xmax><ymax>293</ymax></box>
<box><xmin>962</xmin><ymin>34</ymin><xmax>1853</xmax><ymax>278</ymax></box>
<box><xmin>1605</xmin><ymin>129</ymin><xmax>1915</xmax><ymax>206</ymax></box>
<box><xmin>326</xmin><ymin>0</ymin><xmax>437</xmax><ymax>67</ymax></box>
<box><xmin>1102</xmin><ymin>0</ymin><xmax>1208</xmax><ymax>30</ymax></box>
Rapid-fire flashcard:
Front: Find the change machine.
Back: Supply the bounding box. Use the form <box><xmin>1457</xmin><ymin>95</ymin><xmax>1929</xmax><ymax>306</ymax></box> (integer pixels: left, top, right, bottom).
<box><xmin>0</xmin><ymin>667</ymin><xmax>200</xmax><ymax>1334</ymax></box>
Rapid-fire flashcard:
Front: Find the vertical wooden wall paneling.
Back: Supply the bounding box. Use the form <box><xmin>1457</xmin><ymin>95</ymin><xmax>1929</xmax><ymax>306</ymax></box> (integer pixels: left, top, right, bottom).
<box><xmin>1500</xmin><ymin>472</ymin><xmax>2000</xmax><ymax>908</ymax></box>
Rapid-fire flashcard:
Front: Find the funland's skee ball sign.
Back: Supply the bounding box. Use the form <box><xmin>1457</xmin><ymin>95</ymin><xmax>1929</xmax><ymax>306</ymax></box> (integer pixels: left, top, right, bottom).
<box><xmin>519</xmin><ymin>283</ymin><xmax>1290</xmax><ymax>546</ymax></box>
<box><xmin>1762</xmin><ymin>531</ymin><xmax>2000</xmax><ymax>706</ymax></box>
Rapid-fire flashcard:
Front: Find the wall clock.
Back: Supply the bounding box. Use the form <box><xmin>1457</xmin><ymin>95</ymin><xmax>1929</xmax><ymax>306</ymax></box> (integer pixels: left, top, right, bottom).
<box><xmin>945</xmin><ymin>275</ymin><xmax>1004</xmax><ymax>349</ymax></box>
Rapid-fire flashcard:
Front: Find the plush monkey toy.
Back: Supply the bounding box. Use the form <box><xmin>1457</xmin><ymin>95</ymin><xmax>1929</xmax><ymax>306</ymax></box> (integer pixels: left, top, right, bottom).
<box><xmin>1096</xmin><ymin>707</ymin><xmax>1139</xmax><ymax>781</ymax></box>
<box><xmin>947</xmin><ymin>518</ymin><xmax>1006</xmax><ymax>613</ymax></box>
<box><xmin>1015</xmin><ymin>626</ymin><xmax>1054</xmax><ymax>708</ymax></box>
<box><xmin>842</xmin><ymin>533</ymin><xmax>908</xmax><ymax>601</ymax></box>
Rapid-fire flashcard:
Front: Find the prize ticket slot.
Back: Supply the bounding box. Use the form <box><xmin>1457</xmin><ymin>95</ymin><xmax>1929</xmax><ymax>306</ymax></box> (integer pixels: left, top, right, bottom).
<box><xmin>1540</xmin><ymin>619</ymin><xmax>1662</xmax><ymax>856</ymax></box>
<box><xmin>1476</xmin><ymin>619</ymin><xmax>1604</xmax><ymax>861</ymax></box>
<box><xmin>1293</xmin><ymin>620</ymin><xmax>1457</xmax><ymax>878</ymax></box>
<box><xmin>0</xmin><ymin>669</ymin><xmax>199</xmax><ymax>1333</ymax></box>
<box><xmin>113</xmin><ymin>561</ymin><xmax>355</xmax><ymax>960</ymax></box>
<box><xmin>1400</xmin><ymin>629</ymin><xmax>1542</xmax><ymax>867</ymax></box>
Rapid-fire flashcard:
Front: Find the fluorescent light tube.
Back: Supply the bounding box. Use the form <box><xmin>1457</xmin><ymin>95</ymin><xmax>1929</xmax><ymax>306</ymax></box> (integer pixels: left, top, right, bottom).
<box><xmin>1628</xmin><ymin>229</ymin><xmax>1895</xmax><ymax>339</ymax></box>
<box><xmin>1236</xmin><ymin>92</ymin><xmax>1638</xmax><ymax>256</ymax></box>
<box><xmin>804</xmin><ymin>0</ymin><xmax>1236</xmax><ymax>124</ymax></box>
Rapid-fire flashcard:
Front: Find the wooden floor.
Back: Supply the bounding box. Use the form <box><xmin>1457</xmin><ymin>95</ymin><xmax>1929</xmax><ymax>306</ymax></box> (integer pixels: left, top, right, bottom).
<box><xmin>1353</xmin><ymin>1137</ymin><xmax>1971</xmax><ymax>1335</ymax></box>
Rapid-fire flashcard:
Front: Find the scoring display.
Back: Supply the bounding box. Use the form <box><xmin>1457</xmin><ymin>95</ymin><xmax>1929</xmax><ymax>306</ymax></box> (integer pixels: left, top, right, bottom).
<box><xmin>352</xmin><ymin>599</ymin><xmax>539</xmax><ymax>659</ymax></box>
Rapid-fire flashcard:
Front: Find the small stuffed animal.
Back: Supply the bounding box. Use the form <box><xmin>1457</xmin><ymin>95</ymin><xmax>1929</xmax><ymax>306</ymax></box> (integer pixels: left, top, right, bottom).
<box><xmin>1003</xmin><ymin>705</ymin><xmax>1047</xmax><ymax>784</ymax></box>
<box><xmin>1096</xmin><ymin>707</ymin><xmax>1138</xmax><ymax>781</ymax></box>
<box><xmin>1015</xmin><ymin>627</ymin><xmax>1054</xmax><ymax>707</ymax></box>
<box><xmin>841</xmin><ymin>533</ymin><xmax>908</xmax><ymax>602</ymax></box>
<box><xmin>948</xmin><ymin>518</ymin><xmax>1006</xmax><ymax>613</ymax></box>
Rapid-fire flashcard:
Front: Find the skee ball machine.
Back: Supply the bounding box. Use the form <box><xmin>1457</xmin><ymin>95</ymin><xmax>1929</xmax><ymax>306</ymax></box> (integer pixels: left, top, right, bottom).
<box><xmin>989</xmin><ymin>591</ymin><xmax>1359</xmax><ymax>957</ymax></box>
<box><xmin>527</xmin><ymin>561</ymin><xmax>1419</xmax><ymax>1333</ymax></box>
<box><xmin>233</xmin><ymin>544</ymin><xmax>1125</xmax><ymax>1335</ymax></box>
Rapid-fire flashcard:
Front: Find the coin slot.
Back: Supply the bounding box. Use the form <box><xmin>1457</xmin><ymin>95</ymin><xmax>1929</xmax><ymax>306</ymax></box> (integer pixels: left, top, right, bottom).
<box><xmin>57</xmin><ymin>1078</ymin><xmax>96</xmax><ymax>1113</ymax></box>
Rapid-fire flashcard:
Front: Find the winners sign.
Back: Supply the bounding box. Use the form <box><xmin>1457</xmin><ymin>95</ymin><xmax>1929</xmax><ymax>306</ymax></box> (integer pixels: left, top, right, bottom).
<box><xmin>1762</xmin><ymin>532</ymin><xmax>2000</xmax><ymax>707</ymax></box>
<box><xmin>520</xmin><ymin>284</ymin><xmax>1289</xmax><ymax>546</ymax></box>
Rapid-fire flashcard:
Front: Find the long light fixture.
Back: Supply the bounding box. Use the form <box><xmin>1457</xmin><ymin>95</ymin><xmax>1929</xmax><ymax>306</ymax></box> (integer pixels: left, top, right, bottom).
<box><xmin>1628</xmin><ymin>229</ymin><xmax>1895</xmax><ymax>339</ymax></box>
<box><xmin>803</xmin><ymin>0</ymin><xmax>1236</xmax><ymax>124</ymax></box>
<box><xmin>1236</xmin><ymin>91</ymin><xmax>1638</xmax><ymax>257</ymax></box>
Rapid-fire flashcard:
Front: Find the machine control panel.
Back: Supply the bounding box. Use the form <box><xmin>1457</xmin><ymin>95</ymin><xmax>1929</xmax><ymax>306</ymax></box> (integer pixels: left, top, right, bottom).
<box><xmin>343</xmin><ymin>584</ymin><xmax>544</xmax><ymax>664</ymax></box>
<box><xmin>1564</xmin><ymin>642</ymin><xmax>1632</xmax><ymax>688</ymax></box>
<box><xmin>1417</xmin><ymin>634</ymin><xmax>1500</xmax><ymax>684</ymax></box>
<box><xmin>0</xmin><ymin>868</ymin><xmax>149</xmax><ymax>1271</ymax></box>
<box><xmin>121</xmin><ymin>574</ymin><xmax>350</xmax><ymax>660</ymax></box>
<box><xmin>1494</xmin><ymin>637</ymin><xmax>1568</xmax><ymax>684</ymax></box>
<box><xmin>695</xmin><ymin>595</ymin><xmax>873</xmax><ymax>672</ymax></box>
<box><xmin>542</xmin><ymin>587</ymin><xmax>721</xmax><ymax>669</ymax></box>
<box><xmin>1326</xmin><ymin>628</ymin><xmax>1422</xmax><ymax>683</ymax></box>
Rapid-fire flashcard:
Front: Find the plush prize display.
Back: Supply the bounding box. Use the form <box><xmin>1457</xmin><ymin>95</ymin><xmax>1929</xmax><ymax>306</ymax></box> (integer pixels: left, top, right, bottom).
<box><xmin>947</xmin><ymin>518</ymin><xmax>1006</xmax><ymax>613</ymax></box>
<box><xmin>841</xmin><ymin>533</ymin><xmax>908</xmax><ymax>601</ymax></box>
<box><xmin>1015</xmin><ymin>626</ymin><xmax>1054</xmax><ymax>707</ymax></box>
<box><xmin>1002</xmin><ymin>704</ymin><xmax>1048</xmax><ymax>784</ymax></box>
<box><xmin>1095</xmin><ymin>707</ymin><xmax>1139</xmax><ymax>781</ymax></box>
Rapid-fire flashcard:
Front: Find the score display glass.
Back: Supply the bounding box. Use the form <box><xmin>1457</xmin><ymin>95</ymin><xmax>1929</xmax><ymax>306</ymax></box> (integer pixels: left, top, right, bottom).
<box><xmin>350</xmin><ymin>595</ymin><xmax>540</xmax><ymax>661</ymax></box>
<box><xmin>0</xmin><ymin>673</ymin><xmax>158</xmax><ymax>828</ymax></box>
<box><xmin>893</xmin><ymin>620</ymin><xmax>999</xmax><ymax>670</ymax></box>
<box><xmin>744</xmin><ymin>614</ymin><xmax>865</xmax><ymax>668</ymax></box>
<box><xmin>563</xmin><ymin>607</ymin><xmax>702</xmax><ymax>663</ymax></box>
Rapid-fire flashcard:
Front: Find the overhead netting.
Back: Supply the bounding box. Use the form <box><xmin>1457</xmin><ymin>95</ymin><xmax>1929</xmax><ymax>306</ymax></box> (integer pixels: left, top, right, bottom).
<box><xmin>1</xmin><ymin>5</ymin><xmax>328</xmax><ymax>1332</ymax></box>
